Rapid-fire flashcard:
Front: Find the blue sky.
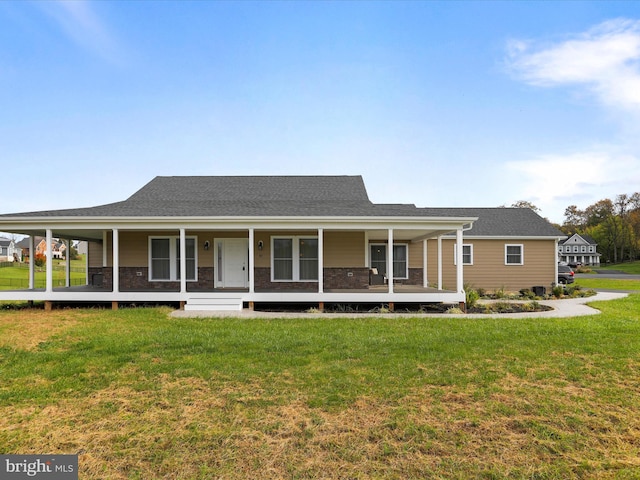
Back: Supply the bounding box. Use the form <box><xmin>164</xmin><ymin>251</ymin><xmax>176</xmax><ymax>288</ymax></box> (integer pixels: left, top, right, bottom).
<box><xmin>2</xmin><ymin>1</ymin><xmax>640</xmax><ymax>223</ymax></box>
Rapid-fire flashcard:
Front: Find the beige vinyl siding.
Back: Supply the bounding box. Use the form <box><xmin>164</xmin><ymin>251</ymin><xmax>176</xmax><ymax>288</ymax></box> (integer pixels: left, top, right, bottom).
<box><xmin>408</xmin><ymin>241</ymin><xmax>424</xmax><ymax>268</ymax></box>
<box><xmin>87</xmin><ymin>240</ymin><xmax>103</xmax><ymax>268</ymax></box>
<box><xmin>427</xmin><ymin>238</ymin><xmax>557</xmax><ymax>292</ymax></box>
<box><xmin>324</xmin><ymin>231</ymin><xmax>365</xmax><ymax>267</ymax></box>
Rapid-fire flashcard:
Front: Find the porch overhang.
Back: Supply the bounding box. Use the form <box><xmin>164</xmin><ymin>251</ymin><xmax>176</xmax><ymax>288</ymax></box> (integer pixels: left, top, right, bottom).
<box><xmin>0</xmin><ymin>214</ymin><xmax>478</xmax><ymax>243</ymax></box>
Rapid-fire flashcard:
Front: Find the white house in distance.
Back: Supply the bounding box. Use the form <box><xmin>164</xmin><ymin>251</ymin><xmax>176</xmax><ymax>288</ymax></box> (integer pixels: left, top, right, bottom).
<box><xmin>558</xmin><ymin>233</ymin><xmax>601</xmax><ymax>266</ymax></box>
<box><xmin>0</xmin><ymin>237</ymin><xmax>21</xmax><ymax>262</ymax></box>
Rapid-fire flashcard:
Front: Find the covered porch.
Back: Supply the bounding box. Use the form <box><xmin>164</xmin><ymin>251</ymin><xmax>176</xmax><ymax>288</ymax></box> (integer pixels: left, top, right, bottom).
<box><xmin>0</xmin><ymin>215</ymin><xmax>475</xmax><ymax>311</ymax></box>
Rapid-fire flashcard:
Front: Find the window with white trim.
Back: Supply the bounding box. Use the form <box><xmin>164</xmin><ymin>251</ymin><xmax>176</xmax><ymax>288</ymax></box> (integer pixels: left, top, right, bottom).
<box><xmin>149</xmin><ymin>236</ymin><xmax>197</xmax><ymax>281</ymax></box>
<box><xmin>505</xmin><ymin>244</ymin><xmax>523</xmax><ymax>265</ymax></box>
<box><xmin>272</xmin><ymin>236</ymin><xmax>318</xmax><ymax>281</ymax></box>
<box><xmin>454</xmin><ymin>244</ymin><xmax>473</xmax><ymax>265</ymax></box>
<box><xmin>369</xmin><ymin>243</ymin><xmax>408</xmax><ymax>279</ymax></box>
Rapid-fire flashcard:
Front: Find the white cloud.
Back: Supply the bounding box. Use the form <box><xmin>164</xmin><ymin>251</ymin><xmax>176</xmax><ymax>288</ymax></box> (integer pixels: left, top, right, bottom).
<box><xmin>37</xmin><ymin>0</ymin><xmax>122</xmax><ymax>65</ymax></box>
<box><xmin>507</xmin><ymin>18</ymin><xmax>640</xmax><ymax>111</ymax></box>
<box><xmin>506</xmin><ymin>150</ymin><xmax>640</xmax><ymax>220</ymax></box>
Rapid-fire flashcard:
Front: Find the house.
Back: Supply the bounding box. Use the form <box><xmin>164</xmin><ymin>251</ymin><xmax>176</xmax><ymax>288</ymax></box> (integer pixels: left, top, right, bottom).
<box><xmin>0</xmin><ymin>237</ymin><xmax>22</xmax><ymax>262</ymax></box>
<box><xmin>35</xmin><ymin>238</ymin><xmax>66</xmax><ymax>259</ymax></box>
<box><xmin>0</xmin><ymin>175</ymin><xmax>565</xmax><ymax>311</ymax></box>
<box><xmin>0</xmin><ymin>237</ymin><xmax>21</xmax><ymax>262</ymax></box>
<box><xmin>16</xmin><ymin>237</ymin><xmax>32</xmax><ymax>260</ymax></box>
<box><xmin>558</xmin><ymin>233</ymin><xmax>601</xmax><ymax>266</ymax></box>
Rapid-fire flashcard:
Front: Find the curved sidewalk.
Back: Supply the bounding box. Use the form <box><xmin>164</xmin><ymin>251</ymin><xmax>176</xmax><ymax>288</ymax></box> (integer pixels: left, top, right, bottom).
<box><xmin>172</xmin><ymin>291</ymin><xmax>630</xmax><ymax>319</ymax></box>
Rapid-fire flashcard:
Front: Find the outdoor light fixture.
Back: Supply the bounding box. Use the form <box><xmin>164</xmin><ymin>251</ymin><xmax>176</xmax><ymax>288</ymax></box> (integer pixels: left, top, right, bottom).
<box><xmin>258</xmin><ymin>240</ymin><xmax>264</xmax><ymax>250</ymax></box>
<box><xmin>204</xmin><ymin>241</ymin><xmax>210</xmax><ymax>250</ymax></box>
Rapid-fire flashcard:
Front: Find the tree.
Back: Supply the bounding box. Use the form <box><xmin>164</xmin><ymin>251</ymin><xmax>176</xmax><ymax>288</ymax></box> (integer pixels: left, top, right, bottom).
<box><xmin>500</xmin><ymin>200</ymin><xmax>541</xmax><ymax>213</ymax></box>
<box><xmin>563</xmin><ymin>205</ymin><xmax>585</xmax><ymax>233</ymax></box>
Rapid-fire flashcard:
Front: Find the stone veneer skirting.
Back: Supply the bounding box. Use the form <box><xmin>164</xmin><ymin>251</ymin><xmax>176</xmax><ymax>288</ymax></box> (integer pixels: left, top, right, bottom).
<box><xmin>87</xmin><ymin>266</ymin><xmax>423</xmax><ymax>291</ymax></box>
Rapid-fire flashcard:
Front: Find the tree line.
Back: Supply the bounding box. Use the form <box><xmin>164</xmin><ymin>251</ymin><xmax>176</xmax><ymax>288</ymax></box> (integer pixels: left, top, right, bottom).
<box><xmin>559</xmin><ymin>193</ymin><xmax>640</xmax><ymax>264</ymax></box>
<box><xmin>504</xmin><ymin>195</ymin><xmax>640</xmax><ymax>264</ymax></box>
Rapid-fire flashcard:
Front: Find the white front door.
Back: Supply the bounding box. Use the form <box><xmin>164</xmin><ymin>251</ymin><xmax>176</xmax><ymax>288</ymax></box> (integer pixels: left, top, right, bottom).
<box><xmin>216</xmin><ymin>238</ymin><xmax>248</xmax><ymax>288</ymax></box>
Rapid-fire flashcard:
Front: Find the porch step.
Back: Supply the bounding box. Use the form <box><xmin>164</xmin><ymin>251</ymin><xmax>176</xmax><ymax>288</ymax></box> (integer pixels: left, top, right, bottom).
<box><xmin>184</xmin><ymin>296</ymin><xmax>243</xmax><ymax>311</ymax></box>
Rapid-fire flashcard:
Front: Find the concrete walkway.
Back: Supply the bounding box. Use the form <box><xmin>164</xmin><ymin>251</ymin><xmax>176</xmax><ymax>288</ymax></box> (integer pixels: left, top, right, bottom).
<box><xmin>171</xmin><ymin>291</ymin><xmax>630</xmax><ymax>319</ymax></box>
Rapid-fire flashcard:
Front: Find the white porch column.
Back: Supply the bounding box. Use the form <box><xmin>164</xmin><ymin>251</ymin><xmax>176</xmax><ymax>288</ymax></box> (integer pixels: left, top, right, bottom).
<box><xmin>422</xmin><ymin>239</ymin><xmax>428</xmax><ymax>288</ymax></box>
<box><xmin>65</xmin><ymin>239</ymin><xmax>71</xmax><ymax>287</ymax></box>
<box><xmin>85</xmin><ymin>242</ymin><xmax>89</xmax><ymax>286</ymax></box>
<box><xmin>28</xmin><ymin>236</ymin><xmax>34</xmax><ymax>289</ymax></box>
<box><xmin>179</xmin><ymin>228</ymin><xmax>187</xmax><ymax>294</ymax></box>
<box><xmin>248</xmin><ymin>228</ymin><xmax>255</xmax><ymax>293</ymax></box>
<box><xmin>437</xmin><ymin>235</ymin><xmax>443</xmax><ymax>291</ymax></box>
<box><xmin>388</xmin><ymin>228</ymin><xmax>394</xmax><ymax>294</ymax></box>
<box><xmin>45</xmin><ymin>229</ymin><xmax>53</xmax><ymax>293</ymax></box>
<box><xmin>112</xmin><ymin>229</ymin><xmax>119</xmax><ymax>293</ymax></box>
<box><xmin>456</xmin><ymin>228</ymin><xmax>464</xmax><ymax>293</ymax></box>
<box><xmin>318</xmin><ymin>228</ymin><xmax>324</xmax><ymax>293</ymax></box>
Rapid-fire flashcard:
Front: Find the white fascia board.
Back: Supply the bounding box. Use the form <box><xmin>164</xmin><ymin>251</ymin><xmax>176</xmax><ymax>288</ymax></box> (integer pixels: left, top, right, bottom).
<box><xmin>0</xmin><ymin>215</ymin><xmax>479</xmax><ymax>231</ymax></box>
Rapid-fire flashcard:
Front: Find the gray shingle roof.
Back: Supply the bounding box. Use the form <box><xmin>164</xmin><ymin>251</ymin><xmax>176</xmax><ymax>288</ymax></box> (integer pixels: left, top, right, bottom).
<box><xmin>438</xmin><ymin>208</ymin><xmax>564</xmax><ymax>237</ymax></box>
<box><xmin>0</xmin><ymin>175</ymin><xmax>565</xmax><ymax>237</ymax></box>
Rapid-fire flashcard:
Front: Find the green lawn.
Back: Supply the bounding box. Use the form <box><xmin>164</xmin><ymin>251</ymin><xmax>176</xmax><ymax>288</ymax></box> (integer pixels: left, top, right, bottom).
<box><xmin>1</xmin><ymin>296</ymin><xmax>640</xmax><ymax>479</ymax></box>
<box><xmin>0</xmin><ymin>256</ymin><xmax>86</xmax><ymax>289</ymax></box>
<box><xmin>576</xmin><ymin>277</ymin><xmax>640</xmax><ymax>291</ymax></box>
<box><xmin>595</xmin><ymin>260</ymin><xmax>640</xmax><ymax>274</ymax></box>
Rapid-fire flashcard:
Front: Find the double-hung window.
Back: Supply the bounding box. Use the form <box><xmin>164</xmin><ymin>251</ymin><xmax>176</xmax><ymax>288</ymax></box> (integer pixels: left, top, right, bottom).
<box><xmin>505</xmin><ymin>244</ymin><xmax>523</xmax><ymax>265</ymax></box>
<box><xmin>272</xmin><ymin>236</ymin><xmax>318</xmax><ymax>281</ymax></box>
<box><xmin>369</xmin><ymin>244</ymin><xmax>408</xmax><ymax>279</ymax></box>
<box><xmin>149</xmin><ymin>236</ymin><xmax>197</xmax><ymax>281</ymax></box>
<box><xmin>454</xmin><ymin>244</ymin><xmax>473</xmax><ymax>265</ymax></box>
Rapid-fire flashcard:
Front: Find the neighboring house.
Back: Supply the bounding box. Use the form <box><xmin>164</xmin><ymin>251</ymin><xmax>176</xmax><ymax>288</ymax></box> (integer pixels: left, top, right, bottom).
<box><xmin>558</xmin><ymin>233</ymin><xmax>601</xmax><ymax>266</ymax></box>
<box><xmin>16</xmin><ymin>237</ymin><xmax>32</xmax><ymax>261</ymax></box>
<box><xmin>0</xmin><ymin>237</ymin><xmax>21</xmax><ymax>262</ymax></box>
<box><xmin>0</xmin><ymin>176</ymin><xmax>565</xmax><ymax>310</ymax></box>
<box><xmin>35</xmin><ymin>238</ymin><xmax>66</xmax><ymax>259</ymax></box>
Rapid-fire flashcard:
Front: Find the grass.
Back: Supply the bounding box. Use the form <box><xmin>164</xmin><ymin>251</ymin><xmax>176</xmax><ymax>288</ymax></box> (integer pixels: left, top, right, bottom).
<box><xmin>0</xmin><ymin>256</ymin><xmax>86</xmax><ymax>290</ymax></box>
<box><xmin>1</xmin><ymin>297</ymin><xmax>640</xmax><ymax>478</ymax></box>
<box><xmin>596</xmin><ymin>260</ymin><xmax>640</xmax><ymax>274</ymax></box>
<box><xmin>576</xmin><ymin>277</ymin><xmax>640</xmax><ymax>291</ymax></box>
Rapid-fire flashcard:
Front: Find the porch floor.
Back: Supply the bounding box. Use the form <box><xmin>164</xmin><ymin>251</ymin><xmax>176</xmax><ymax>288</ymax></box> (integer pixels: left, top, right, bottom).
<box><xmin>3</xmin><ymin>284</ymin><xmax>454</xmax><ymax>295</ymax></box>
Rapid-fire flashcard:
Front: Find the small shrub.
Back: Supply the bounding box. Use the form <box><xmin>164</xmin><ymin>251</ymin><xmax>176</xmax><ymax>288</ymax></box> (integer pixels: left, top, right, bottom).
<box><xmin>492</xmin><ymin>301</ymin><xmax>513</xmax><ymax>313</ymax></box>
<box><xmin>476</xmin><ymin>288</ymin><xmax>486</xmax><ymax>298</ymax></box>
<box><xmin>465</xmin><ymin>288</ymin><xmax>480</xmax><ymax>309</ymax></box>
<box><xmin>494</xmin><ymin>286</ymin><xmax>507</xmax><ymax>299</ymax></box>
<box><xmin>34</xmin><ymin>253</ymin><xmax>46</xmax><ymax>268</ymax></box>
<box><xmin>519</xmin><ymin>289</ymin><xmax>536</xmax><ymax>300</ymax></box>
<box><xmin>520</xmin><ymin>301</ymin><xmax>540</xmax><ymax>312</ymax></box>
<box><xmin>552</xmin><ymin>285</ymin><xmax>564</xmax><ymax>298</ymax></box>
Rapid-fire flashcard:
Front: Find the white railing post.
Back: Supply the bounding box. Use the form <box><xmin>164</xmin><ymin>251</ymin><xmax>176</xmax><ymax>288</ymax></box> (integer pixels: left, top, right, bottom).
<box><xmin>112</xmin><ymin>229</ymin><xmax>119</xmax><ymax>293</ymax></box>
<box><xmin>388</xmin><ymin>228</ymin><xmax>394</xmax><ymax>294</ymax></box>
<box><xmin>46</xmin><ymin>229</ymin><xmax>53</xmax><ymax>293</ymax></box>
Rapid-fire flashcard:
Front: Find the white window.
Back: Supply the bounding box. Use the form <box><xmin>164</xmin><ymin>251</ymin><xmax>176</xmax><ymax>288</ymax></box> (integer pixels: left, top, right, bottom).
<box><xmin>581</xmin><ymin>246</ymin><xmax>586</xmax><ymax>252</ymax></box>
<box><xmin>272</xmin><ymin>236</ymin><xmax>318</xmax><ymax>281</ymax></box>
<box><xmin>574</xmin><ymin>246</ymin><xmax>579</xmax><ymax>253</ymax></box>
<box><xmin>149</xmin><ymin>236</ymin><xmax>197</xmax><ymax>281</ymax></box>
<box><xmin>505</xmin><ymin>244</ymin><xmax>523</xmax><ymax>265</ymax></box>
<box><xmin>369</xmin><ymin>243</ymin><xmax>408</xmax><ymax>279</ymax></box>
<box><xmin>589</xmin><ymin>246</ymin><xmax>594</xmax><ymax>252</ymax></box>
<box><xmin>454</xmin><ymin>244</ymin><xmax>473</xmax><ymax>265</ymax></box>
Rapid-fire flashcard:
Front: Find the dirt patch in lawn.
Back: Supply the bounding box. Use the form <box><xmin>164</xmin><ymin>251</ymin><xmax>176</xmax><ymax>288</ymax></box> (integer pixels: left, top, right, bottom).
<box><xmin>0</xmin><ymin>310</ymin><xmax>83</xmax><ymax>350</ymax></box>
